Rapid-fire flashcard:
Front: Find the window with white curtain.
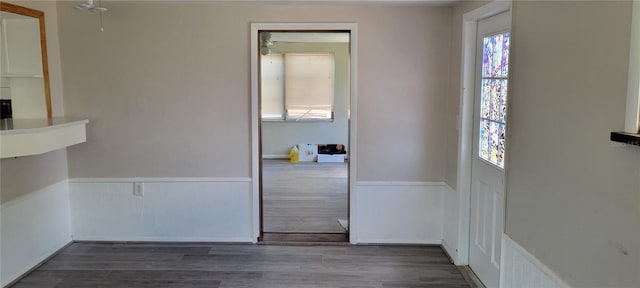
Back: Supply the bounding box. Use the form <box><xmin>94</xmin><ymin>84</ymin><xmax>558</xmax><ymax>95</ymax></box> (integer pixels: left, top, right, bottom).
<box><xmin>261</xmin><ymin>54</ymin><xmax>285</xmax><ymax>120</ymax></box>
<box><xmin>261</xmin><ymin>53</ymin><xmax>335</xmax><ymax>121</ymax></box>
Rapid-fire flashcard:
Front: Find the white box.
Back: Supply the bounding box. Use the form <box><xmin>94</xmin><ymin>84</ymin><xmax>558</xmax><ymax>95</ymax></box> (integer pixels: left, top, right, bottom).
<box><xmin>298</xmin><ymin>144</ymin><xmax>318</xmax><ymax>162</ymax></box>
<box><xmin>317</xmin><ymin>154</ymin><xmax>345</xmax><ymax>163</ymax></box>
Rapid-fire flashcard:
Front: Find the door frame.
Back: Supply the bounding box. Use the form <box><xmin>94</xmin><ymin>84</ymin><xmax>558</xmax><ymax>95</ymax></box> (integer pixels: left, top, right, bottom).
<box><xmin>455</xmin><ymin>1</ymin><xmax>511</xmax><ymax>267</ymax></box>
<box><xmin>250</xmin><ymin>23</ymin><xmax>358</xmax><ymax>243</ymax></box>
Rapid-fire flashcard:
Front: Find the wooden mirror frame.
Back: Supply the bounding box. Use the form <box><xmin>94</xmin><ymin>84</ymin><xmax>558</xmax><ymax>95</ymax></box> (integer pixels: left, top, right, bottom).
<box><xmin>0</xmin><ymin>2</ymin><xmax>52</xmax><ymax>118</ymax></box>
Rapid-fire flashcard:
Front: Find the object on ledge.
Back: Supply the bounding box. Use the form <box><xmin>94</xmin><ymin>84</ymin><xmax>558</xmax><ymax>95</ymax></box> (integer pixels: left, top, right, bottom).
<box><xmin>610</xmin><ymin>132</ymin><xmax>640</xmax><ymax>147</ymax></box>
<box><xmin>0</xmin><ymin>100</ymin><xmax>12</xmax><ymax>119</ymax></box>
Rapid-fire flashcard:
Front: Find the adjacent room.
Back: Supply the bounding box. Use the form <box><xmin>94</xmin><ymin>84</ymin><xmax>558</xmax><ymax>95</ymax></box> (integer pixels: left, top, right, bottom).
<box><xmin>1</xmin><ymin>0</ymin><xmax>638</xmax><ymax>287</ymax></box>
<box><xmin>260</xmin><ymin>31</ymin><xmax>350</xmax><ymax>241</ymax></box>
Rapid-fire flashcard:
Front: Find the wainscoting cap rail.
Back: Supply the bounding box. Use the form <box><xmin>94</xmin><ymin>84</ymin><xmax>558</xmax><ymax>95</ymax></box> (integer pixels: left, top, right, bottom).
<box><xmin>355</xmin><ymin>181</ymin><xmax>448</xmax><ymax>187</ymax></box>
<box><xmin>68</xmin><ymin>177</ymin><xmax>253</xmax><ymax>183</ymax></box>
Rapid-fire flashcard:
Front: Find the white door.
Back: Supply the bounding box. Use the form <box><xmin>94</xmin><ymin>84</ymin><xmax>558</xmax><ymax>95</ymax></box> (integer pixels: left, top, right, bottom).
<box><xmin>469</xmin><ymin>11</ymin><xmax>511</xmax><ymax>288</ymax></box>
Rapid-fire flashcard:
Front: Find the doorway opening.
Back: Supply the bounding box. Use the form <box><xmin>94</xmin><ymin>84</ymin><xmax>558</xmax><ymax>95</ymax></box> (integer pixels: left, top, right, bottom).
<box><xmin>250</xmin><ymin>24</ymin><xmax>358</xmax><ymax>244</ymax></box>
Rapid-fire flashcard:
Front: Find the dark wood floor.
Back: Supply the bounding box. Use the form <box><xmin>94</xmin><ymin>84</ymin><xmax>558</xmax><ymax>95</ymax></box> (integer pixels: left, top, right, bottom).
<box><xmin>261</xmin><ymin>232</ymin><xmax>349</xmax><ymax>244</ymax></box>
<box><xmin>262</xmin><ymin>159</ymin><xmax>348</xmax><ymax>233</ymax></box>
<box><xmin>10</xmin><ymin>242</ymin><xmax>470</xmax><ymax>288</ymax></box>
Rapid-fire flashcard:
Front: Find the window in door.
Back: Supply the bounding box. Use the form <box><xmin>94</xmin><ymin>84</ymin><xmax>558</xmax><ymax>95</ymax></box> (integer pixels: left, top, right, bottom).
<box><xmin>479</xmin><ymin>32</ymin><xmax>510</xmax><ymax>168</ymax></box>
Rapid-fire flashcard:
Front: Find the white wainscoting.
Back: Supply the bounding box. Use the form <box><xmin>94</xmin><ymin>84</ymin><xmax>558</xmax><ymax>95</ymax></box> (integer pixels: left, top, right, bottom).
<box><xmin>1</xmin><ymin>180</ymin><xmax>72</xmax><ymax>287</ymax></box>
<box><xmin>501</xmin><ymin>234</ymin><xmax>571</xmax><ymax>288</ymax></box>
<box><xmin>352</xmin><ymin>181</ymin><xmax>447</xmax><ymax>244</ymax></box>
<box><xmin>262</xmin><ymin>154</ymin><xmax>290</xmax><ymax>160</ymax></box>
<box><xmin>442</xmin><ymin>185</ymin><xmax>460</xmax><ymax>262</ymax></box>
<box><xmin>68</xmin><ymin>178</ymin><xmax>254</xmax><ymax>242</ymax></box>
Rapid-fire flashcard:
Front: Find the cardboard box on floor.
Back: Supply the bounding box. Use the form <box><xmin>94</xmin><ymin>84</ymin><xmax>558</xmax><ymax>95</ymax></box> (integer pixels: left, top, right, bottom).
<box><xmin>317</xmin><ymin>154</ymin><xmax>345</xmax><ymax>163</ymax></box>
<box><xmin>317</xmin><ymin>144</ymin><xmax>346</xmax><ymax>163</ymax></box>
<box><xmin>295</xmin><ymin>144</ymin><xmax>346</xmax><ymax>162</ymax></box>
<box><xmin>297</xmin><ymin>144</ymin><xmax>317</xmax><ymax>162</ymax></box>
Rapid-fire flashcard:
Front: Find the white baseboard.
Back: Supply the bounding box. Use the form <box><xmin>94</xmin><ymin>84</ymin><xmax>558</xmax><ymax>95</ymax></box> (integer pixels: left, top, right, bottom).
<box><xmin>68</xmin><ymin>177</ymin><xmax>251</xmax><ymax>183</ymax></box>
<box><xmin>356</xmin><ymin>181</ymin><xmax>447</xmax><ymax>187</ymax></box>
<box><xmin>73</xmin><ymin>236</ymin><xmax>254</xmax><ymax>243</ymax></box>
<box><xmin>262</xmin><ymin>154</ymin><xmax>290</xmax><ymax>159</ymax></box>
<box><xmin>68</xmin><ymin>178</ymin><xmax>447</xmax><ymax>246</ymax></box>
<box><xmin>501</xmin><ymin>234</ymin><xmax>572</xmax><ymax>288</ymax></box>
<box><xmin>442</xmin><ymin>183</ymin><xmax>461</xmax><ymax>264</ymax></box>
<box><xmin>69</xmin><ymin>179</ymin><xmax>253</xmax><ymax>243</ymax></box>
<box><xmin>1</xmin><ymin>180</ymin><xmax>72</xmax><ymax>286</ymax></box>
<box><xmin>262</xmin><ymin>154</ymin><xmax>351</xmax><ymax>161</ymax></box>
<box><xmin>441</xmin><ymin>239</ymin><xmax>457</xmax><ymax>263</ymax></box>
<box><xmin>1</xmin><ymin>240</ymin><xmax>72</xmax><ymax>288</ymax></box>
<box><xmin>352</xmin><ymin>181</ymin><xmax>445</xmax><ymax>244</ymax></box>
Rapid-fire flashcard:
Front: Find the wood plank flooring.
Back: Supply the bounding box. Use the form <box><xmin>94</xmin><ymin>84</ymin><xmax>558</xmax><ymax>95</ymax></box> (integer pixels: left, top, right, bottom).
<box><xmin>10</xmin><ymin>242</ymin><xmax>470</xmax><ymax>288</ymax></box>
<box><xmin>261</xmin><ymin>232</ymin><xmax>349</xmax><ymax>244</ymax></box>
<box><xmin>262</xmin><ymin>159</ymin><xmax>348</xmax><ymax>233</ymax></box>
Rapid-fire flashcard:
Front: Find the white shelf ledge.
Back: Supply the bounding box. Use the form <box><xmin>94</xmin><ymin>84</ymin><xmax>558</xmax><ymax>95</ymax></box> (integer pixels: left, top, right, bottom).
<box><xmin>1</xmin><ymin>74</ymin><xmax>43</xmax><ymax>78</ymax></box>
<box><xmin>0</xmin><ymin>117</ymin><xmax>89</xmax><ymax>158</ymax></box>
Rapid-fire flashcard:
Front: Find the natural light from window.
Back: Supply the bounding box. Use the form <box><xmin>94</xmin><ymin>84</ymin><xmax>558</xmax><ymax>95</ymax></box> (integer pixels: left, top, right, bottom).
<box><xmin>479</xmin><ymin>32</ymin><xmax>510</xmax><ymax>168</ymax></box>
<box><xmin>261</xmin><ymin>53</ymin><xmax>335</xmax><ymax>121</ymax></box>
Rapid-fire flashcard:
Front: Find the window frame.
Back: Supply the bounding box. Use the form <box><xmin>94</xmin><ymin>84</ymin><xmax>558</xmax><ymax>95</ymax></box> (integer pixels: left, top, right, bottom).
<box><xmin>477</xmin><ymin>31</ymin><xmax>510</xmax><ymax>170</ymax></box>
<box><xmin>260</xmin><ymin>53</ymin><xmax>285</xmax><ymax>121</ymax></box>
<box><xmin>625</xmin><ymin>0</ymin><xmax>640</xmax><ymax>133</ymax></box>
<box><xmin>611</xmin><ymin>2</ymin><xmax>640</xmax><ymax>146</ymax></box>
<box><xmin>260</xmin><ymin>52</ymin><xmax>336</xmax><ymax>122</ymax></box>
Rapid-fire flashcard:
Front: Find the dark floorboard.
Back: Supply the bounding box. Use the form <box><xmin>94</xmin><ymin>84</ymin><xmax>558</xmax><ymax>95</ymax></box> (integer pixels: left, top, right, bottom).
<box><xmin>261</xmin><ymin>232</ymin><xmax>349</xmax><ymax>244</ymax></box>
<box><xmin>9</xmin><ymin>242</ymin><xmax>470</xmax><ymax>288</ymax></box>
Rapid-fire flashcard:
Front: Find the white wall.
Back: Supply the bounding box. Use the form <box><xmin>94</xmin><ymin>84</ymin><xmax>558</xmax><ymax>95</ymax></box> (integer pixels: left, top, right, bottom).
<box><xmin>445</xmin><ymin>0</ymin><xmax>490</xmax><ymax>190</ymax></box>
<box><xmin>1</xmin><ymin>180</ymin><xmax>71</xmax><ymax>287</ymax></box>
<box><xmin>1</xmin><ymin>15</ymin><xmax>48</xmax><ymax>118</ymax></box>
<box><xmin>69</xmin><ymin>179</ymin><xmax>253</xmax><ymax>242</ymax></box>
<box><xmin>506</xmin><ymin>1</ymin><xmax>640</xmax><ymax>287</ymax></box>
<box><xmin>0</xmin><ymin>0</ymin><xmax>456</xmax><ymax>283</ymax></box>
<box><xmin>0</xmin><ymin>77</ymin><xmax>10</xmax><ymax>100</ymax></box>
<box><xmin>500</xmin><ymin>234</ymin><xmax>571</xmax><ymax>288</ymax></box>
<box><xmin>262</xmin><ymin>42</ymin><xmax>349</xmax><ymax>156</ymax></box>
<box><xmin>352</xmin><ymin>181</ymin><xmax>447</xmax><ymax>244</ymax></box>
<box><xmin>57</xmin><ymin>1</ymin><xmax>452</xmax><ymax>245</ymax></box>
<box><xmin>9</xmin><ymin>78</ymin><xmax>47</xmax><ymax>118</ymax></box>
<box><xmin>1</xmin><ymin>1</ymin><xmax>70</xmax><ymax>285</ymax></box>
<box><xmin>59</xmin><ymin>2</ymin><xmax>451</xmax><ymax>182</ymax></box>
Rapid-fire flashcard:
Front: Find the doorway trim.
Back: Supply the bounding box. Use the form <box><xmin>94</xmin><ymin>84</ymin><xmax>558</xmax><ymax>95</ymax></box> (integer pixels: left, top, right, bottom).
<box><xmin>456</xmin><ymin>1</ymin><xmax>511</xmax><ymax>266</ymax></box>
<box><xmin>250</xmin><ymin>23</ymin><xmax>358</xmax><ymax>243</ymax></box>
